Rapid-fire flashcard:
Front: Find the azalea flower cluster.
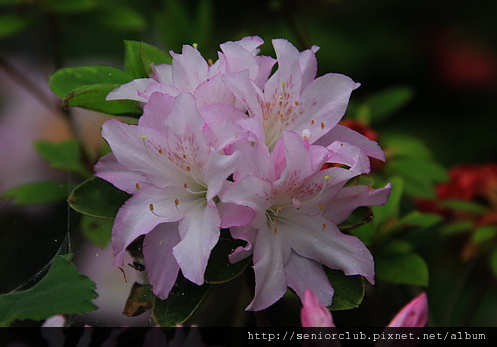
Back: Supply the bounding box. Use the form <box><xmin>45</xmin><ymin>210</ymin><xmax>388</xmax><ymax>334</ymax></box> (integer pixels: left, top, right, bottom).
<box><xmin>95</xmin><ymin>36</ymin><xmax>391</xmax><ymax>311</ymax></box>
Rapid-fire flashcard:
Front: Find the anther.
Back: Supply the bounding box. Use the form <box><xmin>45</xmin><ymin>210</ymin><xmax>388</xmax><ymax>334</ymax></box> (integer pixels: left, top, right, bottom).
<box><xmin>149</xmin><ymin>203</ymin><xmax>154</xmax><ymax>211</ymax></box>
<box><xmin>158</xmin><ymin>149</ymin><xmax>163</xmax><ymax>154</ymax></box>
<box><xmin>175</xmin><ymin>199</ymin><xmax>179</xmax><ymax>206</ymax></box>
<box><xmin>295</xmin><ymin>101</ymin><xmax>299</xmax><ymax>106</ymax></box>
<box><xmin>183</xmin><ymin>154</ymin><xmax>187</xmax><ymax>159</ymax></box>
<box><xmin>320</xmin><ymin>122</ymin><xmax>325</xmax><ymax>129</ymax></box>
<box><xmin>207</xmin><ymin>59</ymin><xmax>213</xmax><ymax>66</ymax></box>
<box><xmin>311</xmin><ymin>120</ymin><xmax>315</xmax><ymax>125</ymax></box>
<box><xmin>322</xmin><ymin>224</ymin><xmax>326</xmax><ymax>231</ymax></box>
<box><xmin>186</xmin><ymin>166</ymin><xmax>191</xmax><ymax>172</ymax></box>
<box><xmin>273</xmin><ymin>227</ymin><xmax>278</xmax><ymax>233</ymax></box>
<box><xmin>184</xmin><ymin>183</ymin><xmax>188</xmax><ymax>188</ymax></box>
<box><xmin>135</xmin><ymin>183</ymin><xmax>141</xmax><ymax>190</ymax></box>
<box><xmin>319</xmin><ymin>203</ymin><xmax>324</xmax><ymax>210</ymax></box>
<box><xmin>192</xmin><ymin>43</ymin><xmax>198</xmax><ymax>49</ymax></box>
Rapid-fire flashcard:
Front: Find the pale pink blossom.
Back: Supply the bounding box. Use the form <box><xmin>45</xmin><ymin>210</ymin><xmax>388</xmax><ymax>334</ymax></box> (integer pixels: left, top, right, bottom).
<box><xmin>107</xmin><ymin>36</ymin><xmax>275</xmax><ymax>109</ymax></box>
<box><xmin>95</xmin><ymin>93</ymin><xmax>252</xmax><ymax>298</ymax></box>
<box><xmin>223</xmin><ymin>132</ymin><xmax>390</xmax><ymax>310</ymax></box>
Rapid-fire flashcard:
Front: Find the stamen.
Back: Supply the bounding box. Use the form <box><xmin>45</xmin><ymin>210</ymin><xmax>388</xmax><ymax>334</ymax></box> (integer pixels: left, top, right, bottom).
<box><xmin>311</xmin><ymin>120</ymin><xmax>315</xmax><ymax>125</ymax></box>
<box><xmin>135</xmin><ymin>183</ymin><xmax>141</xmax><ymax>190</ymax></box>
<box><xmin>158</xmin><ymin>149</ymin><xmax>163</xmax><ymax>154</ymax></box>
<box><xmin>295</xmin><ymin>101</ymin><xmax>299</xmax><ymax>106</ymax></box>
<box><xmin>183</xmin><ymin>154</ymin><xmax>187</xmax><ymax>159</ymax></box>
<box><xmin>322</xmin><ymin>223</ymin><xmax>326</xmax><ymax>231</ymax></box>
<box><xmin>175</xmin><ymin>199</ymin><xmax>179</xmax><ymax>206</ymax></box>
<box><xmin>186</xmin><ymin>166</ymin><xmax>191</xmax><ymax>172</ymax></box>
<box><xmin>207</xmin><ymin>58</ymin><xmax>214</xmax><ymax>66</ymax></box>
<box><xmin>320</xmin><ymin>122</ymin><xmax>325</xmax><ymax>129</ymax></box>
<box><xmin>192</xmin><ymin>43</ymin><xmax>198</xmax><ymax>49</ymax></box>
<box><xmin>273</xmin><ymin>227</ymin><xmax>278</xmax><ymax>233</ymax></box>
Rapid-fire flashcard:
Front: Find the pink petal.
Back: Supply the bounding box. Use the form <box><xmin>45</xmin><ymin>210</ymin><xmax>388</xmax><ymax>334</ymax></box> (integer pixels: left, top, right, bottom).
<box><xmin>143</xmin><ymin>223</ymin><xmax>181</xmax><ymax>299</ymax></box>
<box><xmin>232</xmin><ymin>36</ymin><xmax>264</xmax><ymax>53</ymax></box>
<box><xmin>299</xmin><ymin>45</ymin><xmax>319</xmax><ymax>91</ymax></box>
<box><xmin>265</xmin><ymin>39</ymin><xmax>302</xmax><ymax>99</ymax></box>
<box><xmin>325</xmin><ymin>183</ymin><xmax>392</xmax><ymax>224</ymax></box>
<box><xmin>296</xmin><ymin>73</ymin><xmax>360</xmax><ymax>143</ymax></box>
<box><xmin>171</xmin><ymin>45</ymin><xmax>209</xmax><ymax>92</ymax></box>
<box><xmin>286</xmin><ymin>252</ymin><xmax>334</xmax><ymax>307</ymax></box>
<box><xmin>106</xmin><ymin>78</ymin><xmax>156</xmax><ymax>102</ymax></box>
<box><xmin>42</xmin><ymin>315</ymin><xmax>66</xmax><ymax>327</ymax></box>
<box><xmin>247</xmin><ymin>228</ymin><xmax>290</xmax><ymax>311</ymax></box>
<box><xmin>301</xmin><ymin>289</ymin><xmax>335</xmax><ymax>327</ymax></box>
<box><xmin>112</xmin><ymin>186</ymin><xmax>183</xmax><ymax>266</ymax></box>
<box><xmin>220</xmin><ymin>41</ymin><xmax>260</xmax><ymax>79</ymax></box>
<box><xmin>139</xmin><ymin>92</ymin><xmax>175</xmax><ymax>134</ymax></box>
<box><xmin>101</xmin><ymin>119</ymin><xmax>171</xmax><ymax>188</ymax></box>
<box><xmin>151</xmin><ymin>63</ymin><xmax>173</xmax><ymax>85</ymax></box>
<box><xmin>316</xmin><ymin>124</ymin><xmax>385</xmax><ymax>161</ymax></box>
<box><xmin>387</xmin><ymin>293</ymin><xmax>428</xmax><ymax>327</ymax></box>
<box><xmin>228</xmin><ymin>225</ymin><xmax>256</xmax><ymax>263</ymax></box>
<box><xmin>205</xmin><ymin>151</ymin><xmax>241</xmax><ymax>204</ymax></box>
<box><xmin>284</xmin><ymin>218</ymin><xmax>375</xmax><ymax>284</ymax></box>
<box><xmin>218</xmin><ymin>201</ymin><xmax>254</xmax><ymax>228</ymax></box>
<box><xmin>200</xmin><ymin>103</ymin><xmax>246</xmax><ymax>151</ymax></box>
<box><xmin>222</xmin><ymin>70</ymin><xmax>263</xmax><ymax>117</ymax></box>
<box><xmin>173</xmin><ymin>204</ymin><xmax>221</xmax><ymax>285</ymax></box>
<box><xmin>94</xmin><ymin>153</ymin><xmax>148</xmax><ymax>194</ymax></box>
<box><xmin>194</xmin><ymin>73</ymin><xmax>237</xmax><ymax>108</ymax></box>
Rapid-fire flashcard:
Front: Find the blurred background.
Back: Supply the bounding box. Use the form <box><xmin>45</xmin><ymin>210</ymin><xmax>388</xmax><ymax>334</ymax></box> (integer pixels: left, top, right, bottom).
<box><xmin>1</xmin><ymin>0</ymin><xmax>496</xmax><ymax>327</ymax></box>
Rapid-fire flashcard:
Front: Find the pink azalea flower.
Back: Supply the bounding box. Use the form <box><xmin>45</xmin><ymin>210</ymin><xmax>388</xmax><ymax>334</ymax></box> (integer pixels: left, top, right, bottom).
<box><xmin>107</xmin><ymin>36</ymin><xmax>275</xmax><ymax>109</ymax></box>
<box><xmin>301</xmin><ymin>289</ymin><xmax>335</xmax><ymax>327</ymax></box>
<box><xmin>223</xmin><ymin>132</ymin><xmax>391</xmax><ymax>310</ymax></box>
<box><xmin>386</xmin><ymin>292</ymin><xmax>428</xmax><ymax>327</ymax></box>
<box><xmin>95</xmin><ymin>92</ymin><xmax>252</xmax><ymax>299</ymax></box>
<box><xmin>222</xmin><ymin>39</ymin><xmax>379</xmax><ymax>155</ymax></box>
<box><xmin>301</xmin><ymin>289</ymin><xmax>428</xmax><ymax>327</ymax></box>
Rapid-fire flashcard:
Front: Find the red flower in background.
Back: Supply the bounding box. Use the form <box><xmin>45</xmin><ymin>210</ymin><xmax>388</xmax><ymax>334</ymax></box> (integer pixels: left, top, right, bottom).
<box><xmin>431</xmin><ymin>31</ymin><xmax>497</xmax><ymax>90</ymax></box>
<box><xmin>417</xmin><ymin>163</ymin><xmax>497</xmax><ymax>259</ymax></box>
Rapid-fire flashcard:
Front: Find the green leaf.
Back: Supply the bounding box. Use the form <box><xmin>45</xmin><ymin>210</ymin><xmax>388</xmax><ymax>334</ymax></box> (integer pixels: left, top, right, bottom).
<box><xmin>440</xmin><ymin>220</ymin><xmax>474</xmax><ymax>236</ymax></box>
<box><xmin>0</xmin><ymin>255</ymin><xmax>97</xmax><ymax>327</ymax></box>
<box><xmin>34</xmin><ymin>140</ymin><xmax>90</xmax><ymax>177</ymax></box>
<box><xmin>382</xmin><ymin>134</ymin><xmax>432</xmax><ymax>160</ymax></box>
<box><xmin>1</xmin><ymin>181</ymin><xmax>71</xmax><ymax>205</ymax></box>
<box><xmin>440</xmin><ymin>200</ymin><xmax>489</xmax><ymax>215</ymax></box>
<box><xmin>124</xmin><ymin>40</ymin><xmax>171</xmax><ymax>78</ymax></box>
<box><xmin>95</xmin><ymin>5</ymin><xmax>146</xmax><ymax>32</ymax></box>
<box><xmin>376</xmin><ymin>252</ymin><xmax>429</xmax><ymax>286</ymax></box>
<box><xmin>205</xmin><ymin>230</ymin><xmax>251</xmax><ymax>284</ymax></box>
<box><xmin>68</xmin><ymin>177</ymin><xmax>130</xmax><ymax>219</ymax></box>
<box><xmin>63</xmin><ymin>83</ymin><xmax>142</xmax><ymax>116</ymax></box>
<box><xmin>365</xmin><ymin>86</ymin><xmax>413</xmax><ymax>124</ymax></box>
<box><xmin>152</xmin><ymin>275</ymin><xmax>210</xmax><ymax>327</ymax></box>
<box><xmin>385</xmin><ymin>159</ymin><xmax>447</xmax><ymax>199</ymax></box>
<box><xmin>472</xmin><ymin>225</ymin><xmax>497</xmax><ymax>244</ymax></box>
<box><xmin>398</xmin><ymin>211</ymin><xmax>442</xmax><ymax>229</ymax></box>
<box><xmin>49</xmin><ymin>65</ymin><xmax>133</xmax><ymax>99</ymax></box>
<box><xmin>81</xmin><ymin>215</ymin><xmax>113</xmax><ymax>247</ymax></box>
<box><xmin>0</xmin><ymin>13</ymin><xmax>32</xmax><ymax>39</ymax></box>
<box><xmin>339</xmin><ymin>206</ymin><xmax>373</xmax><ymax>232</ymax></box>
<box><xmin>326</xmin><ymin>269</ymin><xmax>365</xmax><ymax>311</ymax></box>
